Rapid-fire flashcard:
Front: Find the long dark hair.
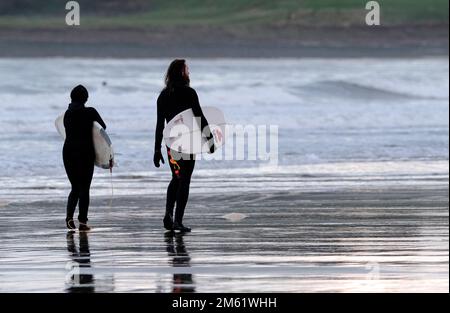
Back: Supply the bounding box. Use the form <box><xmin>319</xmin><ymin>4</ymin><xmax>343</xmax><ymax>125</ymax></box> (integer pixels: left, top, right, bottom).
<box><xmin>164</xmin><ymin>59</ymin><xmax>190</xmax><ymax>92</ymax></box>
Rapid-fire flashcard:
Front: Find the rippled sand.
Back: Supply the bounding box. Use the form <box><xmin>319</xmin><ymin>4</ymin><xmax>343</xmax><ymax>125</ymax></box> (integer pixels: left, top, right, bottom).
<box><xmin>0</xmin><ymin>184</ymin><xmax>448</xmax><ymax>293</ymax></box>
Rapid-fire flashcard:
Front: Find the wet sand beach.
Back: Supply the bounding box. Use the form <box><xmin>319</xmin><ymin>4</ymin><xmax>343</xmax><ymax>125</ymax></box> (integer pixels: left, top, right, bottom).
<box><xmin>0</xmin><ymin>180</ymin><xmax>448</xmax><ymax>293</ymax></box>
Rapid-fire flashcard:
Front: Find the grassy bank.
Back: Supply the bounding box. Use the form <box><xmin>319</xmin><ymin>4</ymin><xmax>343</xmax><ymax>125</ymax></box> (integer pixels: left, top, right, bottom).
<box><xmin>0</xmin><ymin>0</ymin><xmax>448</xmax><ymax>29</ymax></box>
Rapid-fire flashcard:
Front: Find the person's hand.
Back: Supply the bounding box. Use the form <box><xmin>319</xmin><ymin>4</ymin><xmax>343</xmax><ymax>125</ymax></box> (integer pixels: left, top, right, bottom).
<box><xmin>153</xmin><ymin>150</ymin><xmax>165</xmax><ymax>168</ymax></box>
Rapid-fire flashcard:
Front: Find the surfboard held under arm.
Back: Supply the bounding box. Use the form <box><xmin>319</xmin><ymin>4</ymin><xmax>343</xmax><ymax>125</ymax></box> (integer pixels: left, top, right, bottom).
<box><xmin>163</xmin><ymin>106</ymin><xmax>226</xmax><ymax>155</ymax></box>
<box><xmin>55</xmin><ymin>114</ymin><xmax>115</xmax><ymax>170</ymax></box>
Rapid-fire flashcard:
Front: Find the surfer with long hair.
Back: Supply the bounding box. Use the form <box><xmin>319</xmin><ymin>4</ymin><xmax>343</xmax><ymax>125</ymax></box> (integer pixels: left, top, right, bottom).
<box><xmin>63</xmin><ymin>85</ymin><xmax>106</xmax><ymax>231</ymax></box>
<box><xmin>154</xmin><ymin>59</ymin><xmax>214</xmax><ymax>232</ymax></box>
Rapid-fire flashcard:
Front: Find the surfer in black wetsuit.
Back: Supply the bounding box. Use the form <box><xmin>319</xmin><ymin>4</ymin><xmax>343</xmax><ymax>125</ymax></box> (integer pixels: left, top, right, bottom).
<box><xmin>63</xmin><ymin>85</ymin><xmax>106</xmax><ymax>231</ymax></box>
<box><xmin>154</xmin><ymin>59</ymin><xmax>215</xmax><ymax>232</ymax></box>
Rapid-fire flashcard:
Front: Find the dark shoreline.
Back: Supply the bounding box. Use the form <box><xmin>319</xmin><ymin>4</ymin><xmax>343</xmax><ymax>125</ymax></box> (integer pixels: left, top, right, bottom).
<box><xmin>0</xmin><ymin>25</ymin><xmax>448</xmax><ymax>58</ymax></box>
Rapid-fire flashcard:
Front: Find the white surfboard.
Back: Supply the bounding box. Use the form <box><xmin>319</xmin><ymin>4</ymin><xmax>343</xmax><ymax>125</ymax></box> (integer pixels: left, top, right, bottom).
<box><xmin>55</xmin><ymin>114</ymin><xmax>114</xmax><ymax>169</ymax></box>
<box><xmin>163</xmin><ymin>106</ymin><xmax>226</xmax><ymax>155</ymax></box>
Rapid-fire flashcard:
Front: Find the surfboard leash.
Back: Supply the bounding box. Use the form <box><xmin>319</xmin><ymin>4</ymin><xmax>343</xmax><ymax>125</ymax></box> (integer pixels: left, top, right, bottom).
<box><xmin>107</xmin><ymin>158</ymin><xmax>116</xmax><ymax>269</ymax></box>
<box><xmin>108</xmin><ymin>159</ymin><xmax>114</xmax><ymax>208</ymax></box>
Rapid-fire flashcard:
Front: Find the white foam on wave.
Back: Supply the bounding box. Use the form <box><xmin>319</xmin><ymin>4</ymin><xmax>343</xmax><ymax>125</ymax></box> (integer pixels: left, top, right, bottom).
<box><xmin>1</xmin><ymin>159</ymin><xmax>447</xmax><ymax>203</ymax></box>
<box><xmin>194</xmin><ymin>159</ymin><xmax>450</xmax><ymax>177</ymax></box>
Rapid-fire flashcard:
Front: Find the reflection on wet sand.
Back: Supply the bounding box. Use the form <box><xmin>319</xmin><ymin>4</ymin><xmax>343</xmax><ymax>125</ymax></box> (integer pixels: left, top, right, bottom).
<box><xmin>66</xmin><ymin>231</ymin><xmax>94</xmax><ymax>293</ymax></box>
<box><xmin>0</xmin><ymin>185</ymin><xmax>447</xmax><ymax>292</ymax></box>
<box><xmin>165</xmin><ymin>232</ymin><xmax>195</xmax><ymax>293</ymax></box>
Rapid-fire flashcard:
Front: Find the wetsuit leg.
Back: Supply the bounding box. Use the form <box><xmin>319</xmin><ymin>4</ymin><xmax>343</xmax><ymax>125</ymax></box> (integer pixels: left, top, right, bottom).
<box><xmin>166</xmin><ymin>176</ymin><xmax>179</xmax><ymax>216</ymax></box>
<box><xmin>63</xmin><ymin>146</ymin><xmax>94</xmax><ymax>224</ymax></box>
<box><xmin>63</xmin><ymin>149</ymin><xmax>79</xmax><ymax>222</ymax></box>
<box><xmin>78</xmin><ymin>159</ymin><xmax>94</xmax><ymax>223</ymax></box>
<box><xmin>167</xmin><ymin>149</ymin><xmax>195</xmax><ymax>225</ymax></box>
<box><xmin>175</xmin><ymin>160</ymin><xmax>195</xmax><ymax>224</ymax></box>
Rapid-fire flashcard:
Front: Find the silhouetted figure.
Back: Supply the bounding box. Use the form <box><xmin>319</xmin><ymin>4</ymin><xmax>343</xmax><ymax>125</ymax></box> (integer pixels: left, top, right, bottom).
<box><xmin>63</xmin><ymin>85</ymin><xmax>106</xmax><ymax>231</ymax></box>
<box><xmin>154</xmin><ymin>59</ymin><xmax>215</xmax><ymax>232</ymax></box>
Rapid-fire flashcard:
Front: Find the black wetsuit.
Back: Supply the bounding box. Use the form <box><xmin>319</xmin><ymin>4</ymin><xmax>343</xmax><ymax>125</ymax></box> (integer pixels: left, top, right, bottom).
<box><xmin>154</xmin><ymin>85</ymin><xmax>210</xmax><ymax>225</ymax></box>
<box><xmin>63</xmin><ymin>102</ymin><xmax>106</xmax><ymax>223</ymax></box>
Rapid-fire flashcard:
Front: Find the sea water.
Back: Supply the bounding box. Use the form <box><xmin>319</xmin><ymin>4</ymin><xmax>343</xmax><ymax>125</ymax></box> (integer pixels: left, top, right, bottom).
<box><xmin>0</xmin><ymin>57</ymin><xmax>448</xmax><ymax>199</ymax></box>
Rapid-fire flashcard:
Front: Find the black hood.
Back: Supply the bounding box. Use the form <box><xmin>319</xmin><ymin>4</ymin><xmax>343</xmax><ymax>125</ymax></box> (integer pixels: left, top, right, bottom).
<box><xmin>70</xmin><ymin>85</ymin><xmax>89</xmax><ymax>105</ymax></box>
